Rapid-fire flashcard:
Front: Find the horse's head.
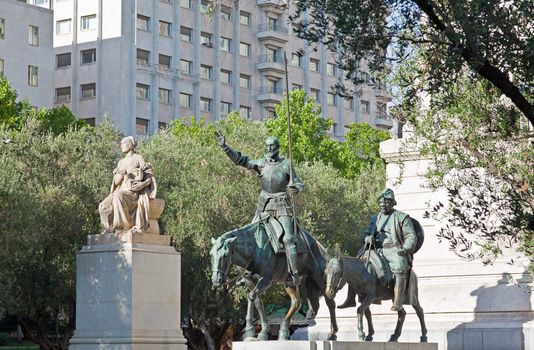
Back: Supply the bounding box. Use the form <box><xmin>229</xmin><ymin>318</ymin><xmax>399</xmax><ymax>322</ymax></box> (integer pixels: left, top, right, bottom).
<box><xmin>325</xmin><ymin>244</ymin><xmax>344</xmax><ymax>299</ymax></box>
<box><xmin>210</xmin><ymin>235</ymin><xmax>237</xmax><ymax>288</ymax></box>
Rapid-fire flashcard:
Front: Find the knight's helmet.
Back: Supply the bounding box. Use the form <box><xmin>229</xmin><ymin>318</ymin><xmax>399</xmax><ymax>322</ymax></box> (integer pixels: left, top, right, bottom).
<box><xmin>379</xmin><ymin>188</ymin><xmax>397</xmax><ymax>205</ymax></box>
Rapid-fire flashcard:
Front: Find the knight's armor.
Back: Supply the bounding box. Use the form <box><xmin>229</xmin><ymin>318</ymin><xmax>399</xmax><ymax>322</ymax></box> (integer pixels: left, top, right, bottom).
<box><xmin>221</xmin><ymin>142</ymin><xmax>303</xmax><ymax>285</ymax></box>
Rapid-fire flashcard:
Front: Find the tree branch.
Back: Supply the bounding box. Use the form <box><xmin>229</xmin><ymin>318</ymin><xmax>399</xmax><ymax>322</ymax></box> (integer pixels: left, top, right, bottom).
<box><xmin>412</xmin><ymin>0</ymin><xmax>534</xmax><ymax>126</ymax></box>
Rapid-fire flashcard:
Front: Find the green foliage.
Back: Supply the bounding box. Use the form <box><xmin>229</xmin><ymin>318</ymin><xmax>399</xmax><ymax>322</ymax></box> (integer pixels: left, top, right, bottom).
<box><xmin>394</xmin><ymin>58</ymin><xmax>534</xmax><ymax>266</ymax></box>
<box><xmin>0</xmin><ymin>119</ymin><xmax>121</xmax><ymax>350</ymax></box>
<box><xmin>290</xmin><ymin>0</ymin><xmax>534</xmax><ymax>125</ymax></box>
<box><xmin>268</xmin><ymin>89</ymin><xmax>390</xmax><ymax>179</ymax></box>
<box><xmin>0</xmin><ymin>77</ymin><xmax>87</xmax><ymax>135</ymax></box>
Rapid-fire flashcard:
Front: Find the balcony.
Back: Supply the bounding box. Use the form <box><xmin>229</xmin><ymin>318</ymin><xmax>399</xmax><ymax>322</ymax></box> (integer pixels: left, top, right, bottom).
<box><xmin>257</xmin><ymin>23</ymin><xmax>289</xmax><ymax>46</ymax></box>
<box><xmin>257</xmin><ymin>85</ymin><xmax>283</xmax><ymax>108</ymax></box>
<box><xmin>257</xmin><ymin>54</ymin><xmax>285</xmax><ymax>79</ymax></box>
<box><xmin>257</xmin><ymin>0</ymin><xmax>286</xmax><ymax>16</ymax></box>
<box><xmin>374</xmin><ymin>87</ymin><xmax>392</xmax><ymax>101</ymax></box>
<box><xmin>375</xmin><ymin>115</ymin><xmax>394</xmax><ymax>129</ymax></box>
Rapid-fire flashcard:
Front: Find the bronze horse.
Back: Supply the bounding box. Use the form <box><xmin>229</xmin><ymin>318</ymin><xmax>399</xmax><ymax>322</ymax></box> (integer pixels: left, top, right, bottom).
<box><xmin>210</xmin><ymin>220</ymin><xmax>338</xmax><ymax>340</ymax></box>
<box><xmin>324</xmin><ymin>245</ymin><xmax>428</xmax><ymax>342</ymax></box>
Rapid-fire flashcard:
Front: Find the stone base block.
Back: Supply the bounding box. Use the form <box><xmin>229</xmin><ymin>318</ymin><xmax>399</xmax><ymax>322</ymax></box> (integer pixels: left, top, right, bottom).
<box><xmin>69</xmin><ymin>234</ymin><xmax>186</xmax><ymax>350</ymax></box>
<box><xmin>233</xmin><ymin>340</ymin><xmax>437</xmax><ymax>350</ymax></box>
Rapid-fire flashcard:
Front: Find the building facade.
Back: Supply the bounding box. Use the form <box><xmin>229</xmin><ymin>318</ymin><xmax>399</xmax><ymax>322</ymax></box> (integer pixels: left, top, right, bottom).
<box><xmin>6</xmin><ymin>0</ymin><xmax>393</xmax><ymax>137</ymax></box>
<box><xmin>0</xmin><ymin>0</ymin><xmax>54</xmax><ymax>107</ymax></box>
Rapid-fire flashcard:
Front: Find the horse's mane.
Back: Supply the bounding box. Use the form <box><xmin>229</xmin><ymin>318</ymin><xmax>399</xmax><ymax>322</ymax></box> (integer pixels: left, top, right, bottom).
<box><xmin>220</xmin><ymin>221</ymin><xmax>257</xmax><ymax>240</ymax></box>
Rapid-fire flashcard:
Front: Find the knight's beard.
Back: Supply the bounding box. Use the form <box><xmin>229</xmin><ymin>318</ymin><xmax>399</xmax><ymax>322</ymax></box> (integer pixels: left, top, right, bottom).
<box><xmin>266</xmin><ymin>151</ymin><xmax>279</xmax><ymax>161</ymax></box>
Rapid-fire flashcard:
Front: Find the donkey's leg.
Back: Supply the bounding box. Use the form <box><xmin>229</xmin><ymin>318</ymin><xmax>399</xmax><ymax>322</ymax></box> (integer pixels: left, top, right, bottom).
<box><xmin>279</xmin><ymin>286</ymin><xmax>301</xmax><ymax>340</ymax></box>
<box><xmin>413</xmin><ymin>302</ymin><xmax>428</xmax><ymax>342</ymax></box>
<box><xmin>388</xmin><ymin>307</ymin><xmax>406</xmax><ymax>342</ymax></box>
<box><xmin>364</xmin><ymin>308</ymin><xmax>374</xmax><ymax>341</ymax></box>
<box><xmin>357</xmin><ymin>295</ymin><xmax>373</xmax><ymax>341</ymax></box>
<box><xmin>324</xmin><ymin>296</ymin><xmax>338</xmax><ymax>340</ymax></box>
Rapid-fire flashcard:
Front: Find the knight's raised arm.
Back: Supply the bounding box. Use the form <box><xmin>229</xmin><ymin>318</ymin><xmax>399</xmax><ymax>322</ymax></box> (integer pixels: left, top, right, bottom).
<box><xmin>216</xmin><ymin>131</ymin><xmax>259</xmax><ymax>171</ymax></box>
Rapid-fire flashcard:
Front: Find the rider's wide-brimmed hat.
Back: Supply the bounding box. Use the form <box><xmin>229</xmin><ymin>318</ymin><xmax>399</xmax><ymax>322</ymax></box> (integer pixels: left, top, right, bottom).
<box><xmin>379</xmin><ymin>188</ymin><xmax>397</xmax><ymax>205</ymax></box>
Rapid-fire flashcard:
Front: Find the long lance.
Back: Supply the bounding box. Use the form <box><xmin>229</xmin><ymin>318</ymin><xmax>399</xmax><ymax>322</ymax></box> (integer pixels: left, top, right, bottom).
<box><xmin>283</xmin><ymin>51</ymin><xmax>297</xmax><ymax>240</ymax></box>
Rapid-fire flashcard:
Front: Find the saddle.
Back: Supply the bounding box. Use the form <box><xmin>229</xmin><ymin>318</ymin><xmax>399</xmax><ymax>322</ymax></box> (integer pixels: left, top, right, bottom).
<box><xmin>258</xmin><ymin>214</ymin><xmax>306</xmax><ymax>255</ymax></box>
<box><xmin>357</xmin><ymin>247</ymin><xmax>394</xmax><ymax>286</ymax></box>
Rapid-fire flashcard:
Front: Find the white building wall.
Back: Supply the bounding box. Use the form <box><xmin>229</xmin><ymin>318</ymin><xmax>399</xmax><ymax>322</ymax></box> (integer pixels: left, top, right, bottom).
<box><xmin>0</xmin><ymin>0</ymin><xmax>54</xmax><ymax>107</ymax></box>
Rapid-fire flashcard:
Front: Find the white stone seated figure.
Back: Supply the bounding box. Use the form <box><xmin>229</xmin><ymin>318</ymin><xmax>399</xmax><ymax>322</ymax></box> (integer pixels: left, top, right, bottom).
<box><xmin>98</xmin><ymin>136</ymin><xmax>163</xmax><ymax>235</ymax></box>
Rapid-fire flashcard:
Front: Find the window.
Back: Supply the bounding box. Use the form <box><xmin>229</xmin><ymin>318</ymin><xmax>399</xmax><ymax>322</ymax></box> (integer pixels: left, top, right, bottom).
<box><xmin>268</xmin><ymin>17</ymin><xmax>278</xmax><ymax>29</ymax></box>
<box><xmin>310</xmin><ymin>58</ymin><xmax>320</xmax><ymax>72</ymax></box>
<box><xmin>221</xmin><ymin>37</ymin><xmax>231</xmax><ymax>52</ymax></box>
<box><xmin>267</xmin><ymin>48</ymin><xmax>279</xmax><ymax>62</ymax></box>
<box><xmin>136</xmin><ymin>118</ymin><xmax>149</xmax><ymax>134</ymax></box>
<box><xmin>180</xmin><ymin>0</ymin><xmax>192</xmax><ymax>8</ymax></box>
<box><xmin>137</xmin><ymin>14</ymin><xmax>150</xmax><ymax>31</ymax></box>
<box><xmin>28</xmin><ymin>66</ymin><xmax>38</xmax><ymax>86</ymax></box>
<box><xmin>81</xmin><ymin>15</ymin><xmax>97</xmax><ymax>31</ymax></box>
<box><xmin>159</xmin><ymin>21</ymin><xmax>172</xmax><ymax>37</ymax></box>
<box><xmin>81</xmin><ymin>49</ymin><xmax>96</xmax><ymax>64</ymax></box>
<box><xmin>0</xmin><ymin>18</ymin><xmax>4</xmax><ymax>39</ymax></box>
<box><xmin>239</xmin><ymin>106</ymin><xmax>251</xmax><ymax>119</ymax></box>
<box><xmin>55</xmin><ymin>87</ymin><xmax>70</xmax><ymax>102</ymax></box>
<box><xmin>81</xmin><ymin>83</ymin><xmax>96</xmax><ymax>99</ymax></box>
<box><xmin>179</xmin><ymin>59</ymin><xmax>192</xmax><ymax>74</ymax></box>
<box><xmin>84</xmin><ymin>117</ymin><xmax>96</xmax><ymax>126</ymax></box>
<box><xmin>158</xmin><ymin>122</ymin><xmax>168</xmax><ymax>130</ymax></box>
<box><xmin>31</xmin><ymin>0</ymin><xmax>49</xmax><ymax>5</ymax></box>
<box><xmin>239</xmin><ymin>74</ymin><xmax>251</xmax><ymax>89</ymax></box>
<box><xmin>327</xmin><ymin>63</ymin><xmax>336</xmax><ymax>76</ymax></box>
<box><xmin>180</xmin><ymin>92</ymin><xmax>192</xmax><ymax>108</ymax></box>
<box><xmin>327</xmin><ymin>92</ymin><xmax>337</xmax><ymax>106</ymax></box>
<box><xmin>136</xmin><ymin>83</ymin><xmax>149</xmax><ymax>99</ymax></box>
<box><xmin>361</xmin><ymin>72</ymin><xmax>370</xmax><ymax>84</ymax></box>
<box><xmin>200</xmin><ymin>64</ymin><xmax>212</xmax><ymax>79</ymax></box>
<box><xmin>56</xmin><ymin>53</ymin><xmax>71</xmax><ymax>68</ymax></box>
<box><xmin>221</xmin><ymin>7</ymin><xmax>231</xmax><ymax>21</ymax></box>
<box><xmin>160</xmin><ymin>0</ymin><xmax>172</xmax><ymax>4</ymax></box>
<box><xmin>180</xmin><ymin>26</ymin><xmax>192</xmax><ymax>42</ymax></box>
<box><xmin>28</xmin><ymin>26</ymin><xmax>39</xmax><ymax>46</ymax></box>
<box><xmin>159</xmin><ymin>54</ymin><xmax>171</xmax><ymax>69</ymax></box>
<box><xmin>292</xmin><ymin>84</ymin><xmax>302</xmax><ymax>90</ymax></box>
<box><xmin>200</xmin><ymin>32</ymin><xmax>213</xmax><ymax>47</ymax></box>
<box><xmin>56</xmin><ymin>19</ymin><xmax>72</xmax><ymax>35</ymax></box>
<box><xmin>330</xmin><ymin>123</ymin><xmax>338</xmax><ymax>134</ymax></box>
<box><xmin>137</xmin><ymin>49</ymin><xmax>150</xmax><ymax>65</ymax></box>
<box><xmin>310</xmin><ymin>88</ymin><xmax>320</xmax><ymax>102</ymax></box>
<box><xmin>377</xmin><ymin>103</ymin><xmax>387</xmax><ymax>117</ymax></box>
<box><xmin>159</xmin><ymin>88</ymin><xmax>171</xmax><ymax>103</ymax></box>
<box><xmin>240</xmin><ymin>12</ymin><xmax>251</xmax><ymax>25</ymax></box>
<box><xmin>0</xmin><ymin>59</ymin><xmax>4</xmax><ymax>76</ymax></box>
<box><xmin>291</xmin><ymin>53</ymin><xmax>301</xmax><ymax>67</ymax></box>
<box><xmin>267</xmin><ymin>79</ymin><xmax>279</xmax><ymax>93</ymax></box>
<box><xmin>344</xmin><ymin>98</ymin><xmax>354</xmax><ymax>110</ymax></box>
<box><xmin>239</xmin><ymin>42</ymin><xmax>251</xmax><ymax>57</ymax></box>
<box><xmin>221</xmin><ymin>69</ymin><xmax>232</xmax><ymax>84</ymax></box>
<box><xmin>200</xmin><ymin>97</ymin><xmax>212</xmax><ymax>112</ymax></box>
<box><xmin>221</xmin><ymin>101</ymin><xmax>232</xmax><ymax>115</ymax></box>
<box><xmin>361</xmin><ymin>100</ymin><xmax>370</xmax><ymax>114</ymax></box>
<box><xmin>200</xmin><ymin>0</ymin><xmax>209</xmax><ymax>13</ymax></box>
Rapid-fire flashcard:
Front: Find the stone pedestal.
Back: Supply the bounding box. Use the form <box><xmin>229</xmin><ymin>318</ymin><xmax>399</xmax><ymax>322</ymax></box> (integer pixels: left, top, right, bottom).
<box><xmin>293</xmin><ymin>138</ymin><xmax>534</xmax><ymax>349</ymax></box>
<box><xmin>69</xmin><ymin>233</ymin><xmax>187</xmax><ymax>350</ymax></box>
<box><xmin>233</xmin><ymin>341</ymin><xmax>438</xmax><ymax>350</ymax></box>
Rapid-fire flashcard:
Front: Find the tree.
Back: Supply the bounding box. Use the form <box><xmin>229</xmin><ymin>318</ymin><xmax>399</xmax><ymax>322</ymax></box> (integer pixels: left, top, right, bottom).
<box><xmin>267</xmin><ymin>89</ymin><xmax>390</xmax><ymax>179</ymax></box>
<box><xmin>0</xmin><ymin>77</ymin><xmax>86</xmax><ymax>134</ymax></box>
<box><xmin>290</xmin><ymin>0</ymin><xmax>534</xmax><ymax>126</ymax></box>
<box><xmin>0</xmin><ymin>119</ymin><xmax>121</xmax><ymax>350</ymax></box>
<box><xmin>393</xmin><ymin>55</ymin><xmax>533</xmax><ymax>267</ymax></box>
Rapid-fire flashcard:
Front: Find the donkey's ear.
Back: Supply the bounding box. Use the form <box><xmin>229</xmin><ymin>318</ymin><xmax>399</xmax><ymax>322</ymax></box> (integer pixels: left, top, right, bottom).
<box><xmin>211</xmin><ymin>237</ymin><xmax>217</xmax><ymax>245</ymax></box>
<box><xmin>335</xmin><ymin>243</ymin><xmax>341</xmax><ymax>260</ymax></box>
